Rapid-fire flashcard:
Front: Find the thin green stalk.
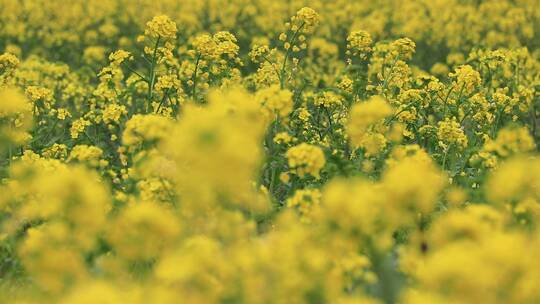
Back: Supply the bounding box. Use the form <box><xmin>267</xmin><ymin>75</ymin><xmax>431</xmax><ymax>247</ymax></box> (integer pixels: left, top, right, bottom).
<box><xmin>191</xmin><ymin>54</ymin><xmax>202</xmax><ymax>100</ymax></box>
<box><xmin>123</xmin><ymin>63</ymin><xmax>149</xmax><ymax>83</ymax></box>
<box><xmin>279</xmin><ymin>23</ymin><xmax>305</xmax><ymax>88</ymax></box>
<box><xmin>442</xmin><ymin>144</ymin><xmax>451</xmax><ymax>171</ymax></box>
<box><xmin>147</xmin><ymin>36</ymin><xmax>161</xmax><ymax>102</ymax></box>
<box><xmin>156</xmin><ymin>87</ymin><xmax>172</xmax><ymax>114</ymax></box>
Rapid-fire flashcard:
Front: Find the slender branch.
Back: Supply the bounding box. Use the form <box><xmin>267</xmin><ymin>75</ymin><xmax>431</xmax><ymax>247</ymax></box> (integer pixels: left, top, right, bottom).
<box><xmin>148</xmin><ymin>36</ymin><xmax>162</xmax><ymax>101</ymax></box>
<box><xmin>191</xmin><ymin>54</ymin><xmax>202</xmax><ymax>100</ymax></box>
<box><xmin>279</xmin><ymin>22</ymin><xmax>306</xmax><ymax>88</ymax></box>
<box><xmin>156</xmin><ymin>87</ymin><xmax>173</xmax><ymax>114</ymax></box>
<box><xmin>123</xmin><ymin>63</ymin><xmax>149</xmax><ymax>83</ymax></box>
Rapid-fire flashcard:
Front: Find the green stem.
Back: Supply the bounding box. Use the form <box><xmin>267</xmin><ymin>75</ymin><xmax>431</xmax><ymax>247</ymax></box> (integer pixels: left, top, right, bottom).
<box><xmin>123</xmin><ymin>63</ymin><xmax>149</xmax><ymax>83</ymax></box>
<box><xmin>191</xmin><ymin>54</ymin><xmax>202</xmax><ymax>100</ymax></box>
<box><xmin>365</xmin><ymin>238</ymin><xmax>401</xmax><ymax>304</ymax></box>
<box><xmin>147</xmin><ymin>36</ymin><xmax>162</xmax><ymax>103</ymax></box>
<box><xmin>279</xmin><ymin>23</ymin><xmax>305</xmax><ymax>88</ymax></box>
<box><xmin>156</xmin><ymin>87</ymin><xmax>172</xmax><ymax>114</ymax></box>
<box><xmin>442</xmin><ymin>145</ymin><xmax>451</xmax><ymax>171</ymax></box>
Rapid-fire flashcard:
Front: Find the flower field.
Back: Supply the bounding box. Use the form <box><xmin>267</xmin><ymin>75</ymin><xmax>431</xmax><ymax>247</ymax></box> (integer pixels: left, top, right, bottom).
<box><xmin>1</xmin><ymin>0</ymin><xmax>540</xmax><ymax>303</ymax></box>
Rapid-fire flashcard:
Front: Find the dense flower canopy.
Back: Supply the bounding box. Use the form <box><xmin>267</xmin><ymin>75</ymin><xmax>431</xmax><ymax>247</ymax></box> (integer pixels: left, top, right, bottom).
<box><xmin>1</xmin><ymin>0</ymin><xmax>540</xmax><ymax>303</ymax></box>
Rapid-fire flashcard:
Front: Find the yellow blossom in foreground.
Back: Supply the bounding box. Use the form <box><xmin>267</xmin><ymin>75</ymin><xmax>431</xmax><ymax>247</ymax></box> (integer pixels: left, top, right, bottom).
<box><xmin>485</xmin><ymin>157</ymin><xmax>540</xmax><ymax>215</ymax></box>
<box><xmin>0</xmin><ymin>88</ymin><xmax>32</xmax><ymax>147</ymax></box>
<box><xmin>347</xmin><ymin>95</ymin><xmax>393</xmax><ymax>148</ymax></box>
<box><xmin>68</xmin><ymin>145</ymin><xmax>105</xmax><ymax>167</ymax></box>
<box><xmin>256</xmin><ymin>84</ymin><xmax>293</xmax><ymax>120</ymax></box>
<box><xmin>383</xmin><ymin>157</ymin><xmax>446</xmax><ymax>216</ymax></box>
<box><xmin>162</xmin><ymin>88</ymin><xmax>269</xmax><ymax>211</ymax></box>
<box><xmin>486</xmin><ymin>126</ymin><xmax>535</xmax><ymax>157</ymax></box>
<box><xmin>318</xmin><ymin>178</ymin><xmax>394</xmax><ymax>249</ymax></box>
<box><xmin>122</xmin><ymin>114</ymin><xmax>173</xmax><ymax>147</ymax></box>
<box><xmin>413</xmin><ymin>232</ymin><xmax>540</xmax><ymax>304</ymax></box>
<box><xmin>287</xmin><ymin>188</ymin><xmax>321</xmax><ymax>222</ymax></box>
<box><xmin>107</xmin><ymin>201</ymin><xmax>181</xmax><ymax>260</ymax></box>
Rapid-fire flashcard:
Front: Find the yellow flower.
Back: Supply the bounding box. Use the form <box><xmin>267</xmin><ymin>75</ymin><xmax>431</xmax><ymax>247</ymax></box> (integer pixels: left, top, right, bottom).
<box><xmin>279</xmin><ymin>172</ymin><xmax>290</xmax><ymax>183</ymax></box>
<box><xmin>0</xmin><ymin>52</ymin><xmax>19</xmax><ymax>71</ymax></box>
<box><xmin>337</xmin><ymin>77</ymin><xmax>354</xmax><ymax>93</ymax></box>
<box><xmin>145</xmin><ymin>15</ymin><xmax>177</xmax><ymax>39</ymax></box>
<box><xmin>108</xmin><ymin>50</ymin><xmax>132</xmax><ymax>66</ymax></box>
<box><xmin>70</xmin><ymin>118</ymin><xmax>91</xmax><ymax>139</ymax></box>
<box><xmin>42</xmin><ymin>143</ymin><xmax>68</xmax><ymax>159</ymax></box>
<box><xmin>314</xmin><ymin>91</ymin><xmax>343</xmax><ymax>108</ymax></box>
<box><xmin>161</xmin><ymin>88</ymin><xmax>269</xmax><ymax>211</ymax></box>
<box><xmin>485</xmin><ymin>157</ymin><xmax>540</xmax><ymax>210</ymax></box>
<box><xmin>107</xmin><ymin>201</ymin><xmax>181</xmax><ymax>260</ymax></box>
<box><xmin>437</xmin><ymin>117</ymin><xmax>468</xmax><ymax>150</ymax></box>
<box><xmin>102</xmin><ymin>103</ymin><xmax>127</xmax><ymax>124</ymax></box>
<box><xmin>359</xmin><ymin>132</ymin><xmax>387</xmax><ymax>157</ymax></box>
<box><xmin>56</xmin><ymin>108</ymin><xmax>71</xmax><ymax>120</ymax></box>
<box><xmin>273</xmin><ymin>132</ymin><xmax>295</xmax><ymax>145</ymax></box>
<box><xmin>192</xmin><ymin>31</ymin><xmax>240</xmax><ymax>60</ymax></box>
<box><xmin>488</xmin><ymin>126</ymin><xmax>535</xmax><ymax>157</ymax></box>
<box><xmin>68</xmin><ymin>145</ymin><xmax>104</xmax><ymax>167</ymax></box>
<box><xmin>347</xmin><ymin>30</ymin><xmax>372</xmax><ymax>59</ymax></box>
<box><xmin>319</xmin><ymin>178</ymin><xmax>394</xmax><ymax>248</ymax></box>
<box><xmin>347</xmin><ymin>96</ymin><xmax>393</xmax><ymax>148</ymax></box>
<box><xmin>382</xmin><ymin>157</ymin><xmax>446</xmax><ymax>216</ymax></box>
<box><xmin>286</xmin><ymin>143</ymin><xmax>325</xmax><ymax>178</ymax></box>
<box><xmin>122</xmin><ymin>114</ymin><xmax>173</xmax><ymax>147</ymax></box>
<box><xmin>256</xmin><ymin>84</ymin><xmax>293</xmax><ymax>120</ymax></box>
<box><xmin>0</xmin><ymin>87</ymin><xmax>31</xmax><ymax>117</ymax></box>
<box><xmin>390</xmin><ymin>37</ymin><xmax>416</xmax><ymax>60</ymax></box>
<box><xmin>291</xmin><ymin>7</ymin><xmax>320</xmax><ymax>34</ymax></box>
<box><xmin>287</xmin><ymin>188</ymin><xmax>321</xmax><ymax>222</ymax></box>
<box><xmin>0</xmin><ymin>88</ymin><xmax>32</xmax><ymax>147</ymax></box>
<box><xmin>449</xmin><ymin>65</ymin><xmax>481</xmax><ymax>95</ymax></box>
